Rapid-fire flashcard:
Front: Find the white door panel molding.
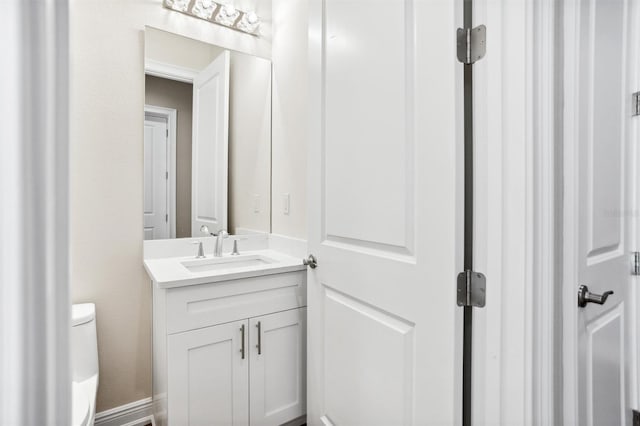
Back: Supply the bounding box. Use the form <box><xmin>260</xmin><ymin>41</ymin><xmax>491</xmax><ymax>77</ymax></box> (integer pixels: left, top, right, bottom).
<box><xmin>307</xmin><ymin>0</ymin><xmax>461</xmax><ymax>424</ymax></box>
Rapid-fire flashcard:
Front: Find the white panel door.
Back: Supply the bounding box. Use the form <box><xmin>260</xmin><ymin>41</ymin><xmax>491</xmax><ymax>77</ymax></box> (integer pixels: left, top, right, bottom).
<box><xmin>572</xmin><ymin>0</ymin><xmax>632</xmax><ymax>424</ymax></box>
<box><xmin>308</xmin><ymin>0</ymin><xmax>460</xmax><ymax>425</ymax></box>
<box><xmin>192</xmin><ymin>51</ymin><xmax>230</xmax><ymax>236</ymax></box>
<box><xmin>249</xmin><ymin>308</ymin><xmax>306</xmax><ymax>426</ymax></box>
<box><xmin>144</xmin><ymin>114</ymin><xmax>169</xmax><ymax>240</ymax></box>
<box><xmin>167</xmin><ymin>320</ymin><xmax>249</xmax><ymax>426</ymax></box>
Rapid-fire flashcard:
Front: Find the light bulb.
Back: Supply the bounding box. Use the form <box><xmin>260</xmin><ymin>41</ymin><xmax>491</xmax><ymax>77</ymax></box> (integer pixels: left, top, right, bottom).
<box><xmin>215</xmin><ymin>3</ymin><xmax>240</xmax><ymax>26</ymax></box>
<box><xmin>168</xmin><ymin>0</ymin><xmax>189</xmax><ymax>12</ymax></box>
<box><xmin>192</xmin><ymin>0</ymin><xmax>216</xmax><ymax>19</ymax></box>
<box><xmin>246</xmin><ymin>12</ymin><xmax>258</xmax><ymax>24</ymax></box>
<box><xmin>236</xmin><ymin>10</ymin><xmax>260</xmax><ymax>33</ymax></box>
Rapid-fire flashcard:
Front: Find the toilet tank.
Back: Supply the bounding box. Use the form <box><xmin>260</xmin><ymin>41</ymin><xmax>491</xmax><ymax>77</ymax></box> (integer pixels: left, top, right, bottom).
<box><xmin>71</xmin><ymin>304</ymin><xmax>99</xmax><ymax>382</ymax></box>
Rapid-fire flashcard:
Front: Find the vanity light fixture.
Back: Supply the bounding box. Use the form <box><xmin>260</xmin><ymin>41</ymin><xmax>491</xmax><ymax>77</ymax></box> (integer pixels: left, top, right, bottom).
<box><xmin>236</xmin><ymin>11</ymin><xmax>260</xmax><ymax>34</ymax></box>
<box><xmin>167</xmin><ymin>0</ymin><xmax>190</xmax><ymax>12</ymax></box>
<box><xmin>215</xmin><ymin>3</ymin><xmax>240</xmax><ymax>26</ymax></box>
<box><xmin>192</xmin><ymin>0</ymin><xmax>217</xmax><ymax>20</ymax></box>
<box><xmin>162</xmin><ymin>0</ymin><xmax>261</xmax><ymax>36</ymax></box>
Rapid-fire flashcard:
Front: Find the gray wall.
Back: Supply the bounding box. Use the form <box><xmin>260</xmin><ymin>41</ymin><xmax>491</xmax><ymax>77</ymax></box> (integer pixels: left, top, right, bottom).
<box><xmin>145</xmin><ymin>75</ymin><xmax>193</xmax><ymax>238</ymax></box>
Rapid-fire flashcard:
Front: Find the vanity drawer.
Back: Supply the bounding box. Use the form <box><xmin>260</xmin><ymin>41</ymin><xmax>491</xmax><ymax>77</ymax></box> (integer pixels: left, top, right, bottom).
<box><xmin>165</xmin><ymin>271</ymin><xmax>306</xmax><ymax>334</ymax></box>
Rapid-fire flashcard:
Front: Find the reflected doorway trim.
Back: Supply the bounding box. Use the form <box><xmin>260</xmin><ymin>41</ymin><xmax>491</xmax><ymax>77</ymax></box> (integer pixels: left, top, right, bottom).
<box><xmin>145</xmin><ymin>59</ymin><xmax>198</xmax><ymax>84</ymax></box>
<box><xmin>144</xmin><ymin>105</ymin><xmax>177</xmax><ymax>239</ymax></box>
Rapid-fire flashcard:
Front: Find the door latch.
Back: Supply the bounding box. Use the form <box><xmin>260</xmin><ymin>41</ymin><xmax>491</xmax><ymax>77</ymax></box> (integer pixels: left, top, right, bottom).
<box><xmin>303</xmin><ymin>254</ymin><xmax>318</xmax><ymax>269</ymax></box>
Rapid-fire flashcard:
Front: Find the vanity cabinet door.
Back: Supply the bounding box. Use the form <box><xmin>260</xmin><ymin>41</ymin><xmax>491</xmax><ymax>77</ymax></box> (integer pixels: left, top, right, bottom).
<box><xmin>168</xmin><ymin>320</ymin><xmax>249</xmax><ymax>426</ymax></box>
<box><xmin>249</xmin><ymin>308</ymin><xmax>306</xmax><ymax>426</ymax></box>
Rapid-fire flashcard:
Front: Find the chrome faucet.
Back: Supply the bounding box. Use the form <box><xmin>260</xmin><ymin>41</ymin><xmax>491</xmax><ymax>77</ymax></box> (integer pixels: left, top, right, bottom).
<box><xmin>200</xmin><ymin>225</ymin><xmax>228</xmax><ymax>257</ymax></box>
<box><xmin>214</xmin><ymin>230</ymin><xmax>228</xmax><ymax>257</ymax></box>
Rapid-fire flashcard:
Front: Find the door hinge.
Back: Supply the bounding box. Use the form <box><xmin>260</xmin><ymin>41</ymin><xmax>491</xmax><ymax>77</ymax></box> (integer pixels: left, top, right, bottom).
<box><xmin>165</xmin><ymin>214</ymin><xmax>168</xmax><ymax>222</ymax></box>
<box><xmin>632</xmin><ymin>252</ymin><xmax>640</xmax><ymax>275</ymax></box>
<box><xmin>456</xmin><ymin>25</ymin><xmax>487</xmax><ymax>65</ymax></box>
<box><xmin>457</xmin><ymin>270</ymin><xmax>486</xmax><ymax>307</ymax></box>
<box><xmin>633</xmin><ymin>92</ymin><xmax>640</xmax><ymax>117</ymax></box>
<box><xmin>166</xmin><ymin>129</ymin><xmax>169</xmax><ymax>137</ymax></box>
<box><xmin>166</xmin><ymin>171</ymin><xmax>169</xmax><ymax>179</ymax></box>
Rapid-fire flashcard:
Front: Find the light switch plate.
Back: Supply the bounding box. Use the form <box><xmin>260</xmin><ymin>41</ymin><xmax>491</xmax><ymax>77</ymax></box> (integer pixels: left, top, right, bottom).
<box><xmin>283</xmin><ymin>193</ymin><xmax>290</xmax><ymax>215</ymax></box>
<box><xmin>253</xmin><ymin>195</ymin><xmax>260</xmax><ymax>213</ymax></box>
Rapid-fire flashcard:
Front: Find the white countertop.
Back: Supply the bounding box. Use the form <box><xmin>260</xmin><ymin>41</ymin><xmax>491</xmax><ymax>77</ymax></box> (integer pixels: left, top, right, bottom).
<box><xmin>144</xmin><ymin>249</ymin><xmax>306</xmax><ymax>289</ymax></box>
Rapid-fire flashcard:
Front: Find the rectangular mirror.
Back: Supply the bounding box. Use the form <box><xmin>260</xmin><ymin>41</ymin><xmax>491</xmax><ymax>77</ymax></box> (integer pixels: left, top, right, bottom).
<box><xmin>143</xmin><ymin>27</ymin><xmax>271</xmax><ymax>239</ymax></box>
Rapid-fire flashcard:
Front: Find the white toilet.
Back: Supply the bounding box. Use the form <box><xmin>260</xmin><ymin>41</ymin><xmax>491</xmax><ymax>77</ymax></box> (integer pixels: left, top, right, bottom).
<box><xmin>71</xmin><ymin>303</ymin><xmax>99</xmax><ymax>426</ymax></box>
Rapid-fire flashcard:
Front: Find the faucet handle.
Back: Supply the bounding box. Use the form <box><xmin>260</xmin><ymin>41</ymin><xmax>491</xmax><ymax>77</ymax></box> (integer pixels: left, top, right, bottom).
<box><xmin>192</xmin><ymin>241</ymin><xmax>205</xmax><ymax>258</ymax></box>
<box><xmin>231</xmin><ymin>239</ymin><xmax>240</xmax><ymax>256</ymax></box>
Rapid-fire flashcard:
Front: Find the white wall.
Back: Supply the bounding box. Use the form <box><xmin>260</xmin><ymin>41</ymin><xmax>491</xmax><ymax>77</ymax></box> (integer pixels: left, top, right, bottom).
<box><xmin>70</xmin><ymin>0</ymin><xmax>272</xmax><ymax>412</ymax></box>
<box><xmin>71</xmin><ymin>0</ymin><xmax>308</xmax><ymax>412</ymax></box>
<box><xmin>228</xmin><ymin>51</ymin><xmax>272</xmax><ymax>234</ymax></box>
<box><xmin>145</xmin><ymin>26</ymin><xmax>226</xmax><ymax>70</ymax></box>
<box><xmin>271</xmin><ymin>0</ymin><xmax>309</xmax><ymax>239</ymax></box>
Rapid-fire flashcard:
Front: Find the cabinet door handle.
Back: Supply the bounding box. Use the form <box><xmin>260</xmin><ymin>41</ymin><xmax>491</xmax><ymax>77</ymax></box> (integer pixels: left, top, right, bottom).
<box><xmin>256</xmin><ymin>321</ymin><xmax>262</xmax><ymax>355</ymax></box>
<box><xmin>240</xmin><ymin>324</ymin><xmax>245</xmax><ymax>359</ymax></box>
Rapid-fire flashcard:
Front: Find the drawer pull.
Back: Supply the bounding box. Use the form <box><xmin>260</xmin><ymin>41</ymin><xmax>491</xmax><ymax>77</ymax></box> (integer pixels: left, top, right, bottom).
<box><xmin>240</xmin><ymin>324</ymin><xmax>245</xmax><ymax>359</ymax></box>
<box><xmin>256</xmin><ymin>321</ymin><xmax>262</xmax><ymax>355</ymax></box>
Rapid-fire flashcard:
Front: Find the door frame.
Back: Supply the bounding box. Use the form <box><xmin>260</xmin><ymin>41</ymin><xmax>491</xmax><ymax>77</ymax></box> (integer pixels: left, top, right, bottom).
<box><xmin>145</xmin><ymin>58</ymin><xmax>198</xmax><ymax>84</ymax></box>
<box><xmin>472</xmin><ymin>0</ymin><xmax>557</xmax><ymax>423</ymax></box>
<box><xmin>561</xmin><ymin>0</ymin><xmax>582</xmax><ymax>419</ymax></box>
<box><xmin>561</xmin><ymin>0</ymin><xmax>639</xmax><ymax>421</ymax></box>
<box><xmin>1</xmin><ymin>0</ymin><xmax>71</xmax><ymax>423</ymax></box>
<box><xmin>144</xmin><ymin>104</ymin><xmax>177</xmax><ymax>239</ymax></box>
<box><xmin>481</xmin><ymin>0</ymin><xmax>640</xmax><ymax>423</ymax></box>
<box><xmin>629</xmin><ymin>0</ymin><xmax>640</xmax><ymax>412</ymax></box>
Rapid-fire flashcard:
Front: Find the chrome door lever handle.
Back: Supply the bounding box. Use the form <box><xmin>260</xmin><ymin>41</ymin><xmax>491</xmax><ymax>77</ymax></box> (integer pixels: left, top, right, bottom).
<box><xmin>303</xmin><ymin>254</ymin><xmax>318</xmax><ymax>269</ymax></box>
<box><xmin>578</xmin><ymin>285</ymin><xmax>614</xmax><ymax>308</ymax></box>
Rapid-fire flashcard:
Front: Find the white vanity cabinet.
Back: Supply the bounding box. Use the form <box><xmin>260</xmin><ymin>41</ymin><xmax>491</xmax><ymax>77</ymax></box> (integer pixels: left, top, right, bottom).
<box><xmin>152</xmin><ymin>269</ymin><xmax>307</xmax><ymax>426</ymax></box>
<box><xmin>249</xmin><ymin>309</ymin><xmax>306</xmax><ymax>426</ymax></box>
<box><xmin>168</xmin><ymin>320</ymin><xmax>250</xmax><ymax>425</ymax></box>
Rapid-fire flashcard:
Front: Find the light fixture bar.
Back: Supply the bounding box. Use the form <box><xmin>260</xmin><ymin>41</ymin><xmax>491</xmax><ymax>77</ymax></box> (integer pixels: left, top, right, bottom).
<box><xmin>162</xmin><ymin>0</ymin><xmax>261</xmax><ymax>36</ymax></box>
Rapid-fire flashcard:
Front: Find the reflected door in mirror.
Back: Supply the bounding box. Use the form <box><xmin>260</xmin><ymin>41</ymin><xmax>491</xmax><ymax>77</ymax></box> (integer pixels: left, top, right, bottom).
<box><xmin>144</xmin><ymin>114</ymin><xmax>169</xmax><ymax>240</ymax></box>
<box><xmin>192</xmin><ymin>51</ymin><xmax>230</xmax><ymax>236</ymax></box>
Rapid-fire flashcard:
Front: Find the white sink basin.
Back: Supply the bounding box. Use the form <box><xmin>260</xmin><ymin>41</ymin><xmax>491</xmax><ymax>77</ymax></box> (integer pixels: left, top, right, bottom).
<box><xmin>181</xmin><ymin>255</ymin><xmax>276</xmax><ymax>273</ymax></box>
<box><xmin>144</xmin><ymin>249</ymin><xmax>306</xmax><ymax>288</ymax></box>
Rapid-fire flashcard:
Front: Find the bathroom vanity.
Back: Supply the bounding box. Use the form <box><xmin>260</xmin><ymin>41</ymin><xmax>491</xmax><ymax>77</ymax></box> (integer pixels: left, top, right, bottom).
<box><xmin>145</xmin><ymin>248</ymin><xmax>307</xmax><ymax>426</ymax></box>
<box><xmin>142</xmin><ymin>27</ymin><xmax>308</xmax><ymax>426</ymax></box>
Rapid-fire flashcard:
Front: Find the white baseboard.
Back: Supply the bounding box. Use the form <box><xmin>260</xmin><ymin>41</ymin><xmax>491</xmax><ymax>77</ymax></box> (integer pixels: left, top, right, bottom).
<box><xmin>94</xmin><ymin>398</ymin><xmax>155</xmax><ymax>426</ymax></box>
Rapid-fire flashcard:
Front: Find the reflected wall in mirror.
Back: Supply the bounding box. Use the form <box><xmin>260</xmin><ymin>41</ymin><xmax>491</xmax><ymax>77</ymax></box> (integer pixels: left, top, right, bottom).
<box><xmin>144</xmin><ymin>27</ymin><xmax>271</xmax><ymax>240</ymax></box>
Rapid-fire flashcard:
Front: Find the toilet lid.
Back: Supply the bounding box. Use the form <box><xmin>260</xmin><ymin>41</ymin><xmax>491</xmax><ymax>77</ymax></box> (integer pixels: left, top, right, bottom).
<box><xmin>72</xmin><ymin>303</ymin><xmax>95</xmax><ymax>327</ymax></box>
<box><xmin>72</xmin><ymin>383</ymin><xmax>90</xmax><ymax>426</ymax></box>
